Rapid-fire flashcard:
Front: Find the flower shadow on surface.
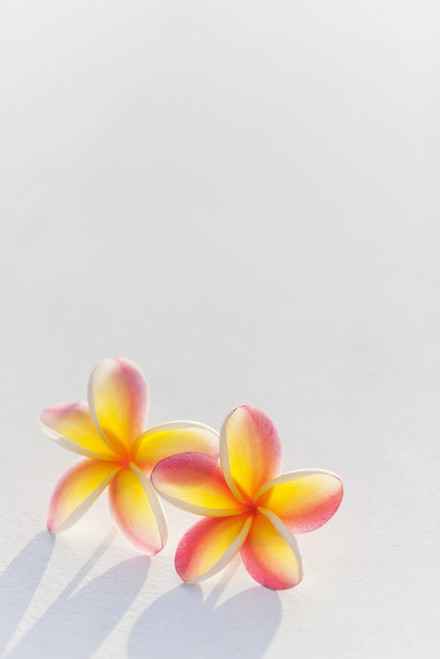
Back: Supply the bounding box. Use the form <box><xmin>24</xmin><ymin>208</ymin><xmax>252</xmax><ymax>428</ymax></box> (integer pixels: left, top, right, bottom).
<box><xmin>0</xmin><ymin>532</ymin><xmax>55</xmax><ymax>655</ymax></box>
<box><xmin>7</xmin><ymin>533</ymin><xmax>149</xmax><ymax>659</ymax></box>
<box><xmin>128</xmin><ymin>569</ymin><xmax>282</xmax><ymax>659</ymax></box>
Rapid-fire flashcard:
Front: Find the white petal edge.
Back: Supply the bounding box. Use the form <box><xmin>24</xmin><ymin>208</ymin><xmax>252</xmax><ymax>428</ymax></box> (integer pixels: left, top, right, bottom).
<box><xmin>219</xmin><ymin>410</ymin><xmax>247</xmax><ymax>503</ymax></box>
<box><xmin>87</xmin><ymin>365</ymin><xmax>121</xmax><ymax>450</ymax></box>
<box><xmin>185</xmin><ymin>516</ymin><xmax>253</xmax><ymax>584</ymax></box>
<box><xmin>131</xmin><ymin>419</ymin><xmax>220</xmax><ymax>457</ymax></box>
<box><xmin>129</xmin><ymin>462</ymin><xmax>168</xmax><ymax>549</ymax></box>
<box><xmin>256</xmin><ymin>507</ymin><xmax>304</xmax><ymax>582</ymax></box>
<box><xmin>39</xmin><ymin>415</ymin><xmax>116</xmax><ymax>461</ymax></box>
<box><xmin>53</xmin><ymin>466</ymin><xmax>121</xmax><ymax>534</ymax></box>
<box><xmin>254</xmin><ymin>468</ymin><xmax>342</xmax><ymax>501</ymax></box>
<box><xmin>151</xmin><ymin>481</ymin><xmax>244</xmax><ymax>518</ymax></box>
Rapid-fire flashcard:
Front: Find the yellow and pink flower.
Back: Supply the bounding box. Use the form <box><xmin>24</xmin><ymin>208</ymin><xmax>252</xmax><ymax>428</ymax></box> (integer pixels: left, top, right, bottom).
<box><xmin>40</xmin><ymin>357</ymin><xmax>218</xmax><ymax>555</ymax></box>
<box><xmin>151</xmin><ymin>406</ymin><xmax>343</xmax><ymax>589</ymax></box>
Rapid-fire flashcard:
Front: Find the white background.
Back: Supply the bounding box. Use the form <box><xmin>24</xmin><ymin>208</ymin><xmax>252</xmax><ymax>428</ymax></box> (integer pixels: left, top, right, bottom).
<box><xmin>1</xmin><ymin>1</ymin><xmax>439</xmax><ymax>657</ymax></box>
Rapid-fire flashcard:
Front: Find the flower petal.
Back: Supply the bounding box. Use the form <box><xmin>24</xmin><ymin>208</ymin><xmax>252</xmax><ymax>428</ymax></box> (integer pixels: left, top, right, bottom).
<box><xmin>47</xmin><ymin>459</ymin><xmax>120</xmax><ymax>533</ymax></box>
<box><xmin>255</xmin><ymin>469</ymin><xmax>343</xmax><ymax>533</ymax></box>
<box><xmin>40</xmin><ymin>402</ymin><xmax>118</xmax><ymax>460</ymax></box>
<box><xmin>132</xmin><ymin>421</ymin><xmax>219</xmax><ymax>474</ymax></box>
<box><xmin>88</xmin><ymin>357</ymin><xmax>148</xmax><ymax>453</ymax></box>
<box><xmin>109</xmin><ymin>463</ymin><xmax>167</xmax><ymax>555</ymax></box>
<box><xmin>151</xmin><ymin>453</ymin><xmax>246</xmax><ymax>516</ymax></box>
<box><xmin>175</xmin><ymin>515</ymin><xmax>252</xmax><ymax>583</ymax></box>
<box><xmin>220</xmin><ymin>406</ymin><xmax>282</xmax><ymax>502</ymax></box>
<box><xmin>240</xmin><ymin>509</ymin><xmax>303</xmax><ymax>590</ymax></box>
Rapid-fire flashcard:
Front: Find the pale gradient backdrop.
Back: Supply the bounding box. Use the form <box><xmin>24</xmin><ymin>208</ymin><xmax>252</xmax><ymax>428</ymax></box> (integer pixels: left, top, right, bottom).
<box><xmin>0</xmin><ymin>1</ymin><xmax>439</xmax><ymax>657</ymax></box>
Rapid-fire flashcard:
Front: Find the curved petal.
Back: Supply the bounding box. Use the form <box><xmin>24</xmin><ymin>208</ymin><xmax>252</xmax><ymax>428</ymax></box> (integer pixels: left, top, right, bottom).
<box><xmin>240</xmin><ymin>509</ymin><xmax>303</xmax><ymax>590</ymax></box>
<box><xmin>47</xmin><ymin>459</ymin><xmax>120</xmax><ymax>533</ymax></box>
<box><xmin>255</xmin><ymin>469</ymin><xmax>343</xmax><ymax>534</ymax></box>
<box><xmin>175</xmin><ymin>514</ymin><xmax>252</xmax><ymax>583</ymax></box>
<box><xmin>151</xmin><ymin>453</ymin><xmax>246</xmax><ymax>516</ymax></box>
<box><xmin>220</xmin><ymin>406</ymin><xmax>282</xmax><ymax>502</ymax></box>
<box><xmin>132</xmin><ymin>421</ymin><xmax>219</xmax><ymax>473</ymax></box>
<box><xmin>40</xmin><ymin>402</ymin><xmax>118</xmax><ymax>460</ymax></box>
<box><xmin>109</xmin><ymin>463</ymin><xmax>167</xmax><ymax>555</ymax></box>
<box><xmin>88</xmin><ymin>357</ymin><xmax>148</xmax><ymax>453</ymax></box>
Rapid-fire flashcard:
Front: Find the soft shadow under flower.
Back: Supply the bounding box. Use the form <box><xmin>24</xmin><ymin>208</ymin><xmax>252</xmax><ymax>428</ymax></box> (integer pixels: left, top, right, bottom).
<box><xmin>128</xmin><ymin>581</ymin><xmax>281</xmax><ymax>659</ymax></box>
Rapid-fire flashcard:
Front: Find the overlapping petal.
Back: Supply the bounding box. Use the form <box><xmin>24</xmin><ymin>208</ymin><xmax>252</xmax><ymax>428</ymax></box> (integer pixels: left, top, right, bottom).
<box><xmin>132</xmin><ymin>421</ymin><xmax>219</xmax><ymax>473</ymax></box>
<box><xmin>47</xmin><ymin>459</ymin><xmax>120</xmax><ymax>533</ymax></box>
<box><xmin>220</xmin><ymin>406</ymin><xmax>282</xmax><ymax>501</ymax></box>
<box><xmin>88</xmin><ymin>357</ymin><xmax>148</xmax><ymax>453</ymax></box>
<box><xmin>109</xmin><ymin>463</ymin><xmax>167</xmax><ymax>555</ymax></box>
<box><xmin>256</xmin><ymin>469</ymin><xmax>343</xmax><ymax>534</ymax></box>
<box><xmin>40</xmin><ymin>402</ymin><xmax>118</xmax><ymax>460</ymax></box>
<box><xmin>240</xmin><ymin>509</ymin><xmax>303</xmax><ymax>590</ymax></box>
<box><xmin>151</xmin><ymin>453</ymin><xmax>246</xmax><ymax>516</ymax></box>
<box><xmin>175</xmin><ymin>515</ymin><xmax>252</xmax><ymax>583</ymax></box>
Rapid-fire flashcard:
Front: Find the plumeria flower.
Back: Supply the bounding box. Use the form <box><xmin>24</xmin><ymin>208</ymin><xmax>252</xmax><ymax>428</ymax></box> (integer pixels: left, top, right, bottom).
<box><xmin>151</xmin><ymin>405</ymin><xmax>343</xmax><ymax>589</ymax></box>
<box><xmin>40</xmin><ymin>357</ymin><xmax>219</xmax><ymax>555</ymax></box>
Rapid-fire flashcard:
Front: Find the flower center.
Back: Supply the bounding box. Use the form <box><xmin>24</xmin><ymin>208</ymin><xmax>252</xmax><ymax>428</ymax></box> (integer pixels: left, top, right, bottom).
<box><xmin>243</xmin><ymin>501</ymin><xmax>258</xmax><ymax>516</ymax></box>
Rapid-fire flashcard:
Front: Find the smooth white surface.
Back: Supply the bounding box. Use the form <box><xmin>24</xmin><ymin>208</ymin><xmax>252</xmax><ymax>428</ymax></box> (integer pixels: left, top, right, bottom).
<box><xmin>1</xmin><ymin>1</ymin><xmax>439</xmax><ymax>657</ymax></box>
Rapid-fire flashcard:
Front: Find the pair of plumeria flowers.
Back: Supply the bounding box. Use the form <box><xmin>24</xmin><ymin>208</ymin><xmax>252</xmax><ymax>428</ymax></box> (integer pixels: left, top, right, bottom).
<box><xmin>40</xmin><ymin>357</ymin><xmax>343</xmax><ymax>590</ymax></box>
